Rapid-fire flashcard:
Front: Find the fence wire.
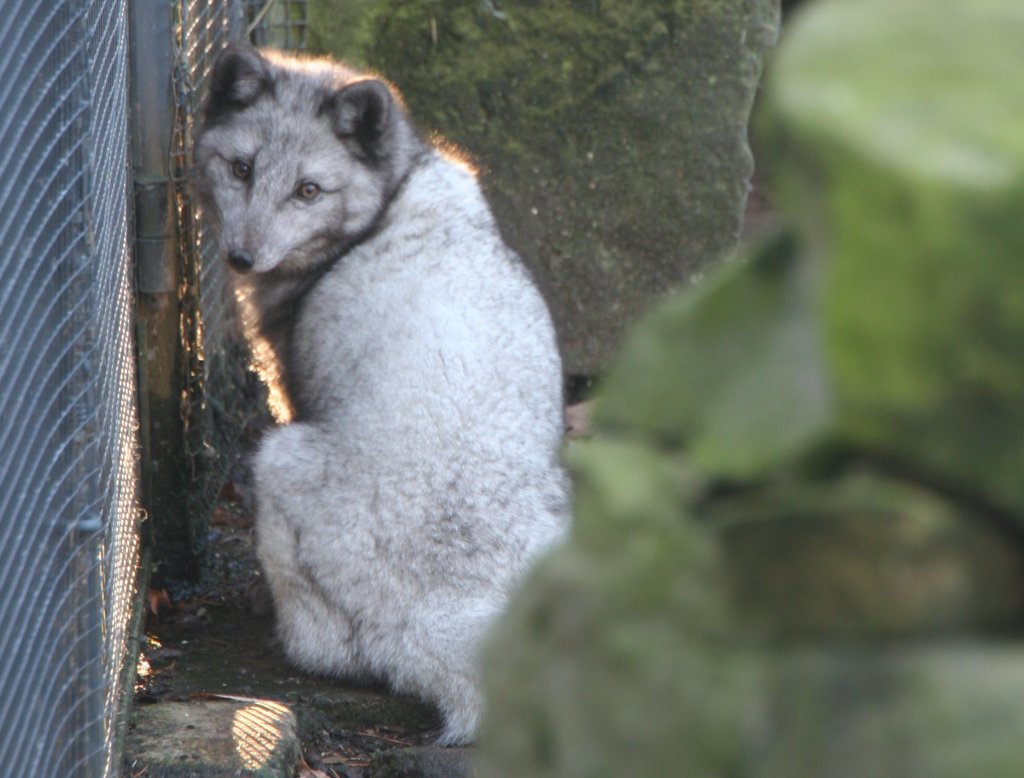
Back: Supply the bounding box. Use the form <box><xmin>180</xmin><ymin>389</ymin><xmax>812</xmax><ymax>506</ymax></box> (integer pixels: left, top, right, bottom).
<box><xmin>0</xmin><ymin>0</ymin><xmax>309</xmax><ymax>773</ymax></box>
<box><xmin>171</xmin><ymin>0</ymin><xmax>308</xmax><ymax>551</ymax></box>
<box><xmin>0</xmin><ymin>1</ymin><xmax>138</xmax><ymax>776</ymax></box>
<box><xmin>245</xmin><ymin>0</ymin><xmax>308</xmax><ymax>50</ymax></box>
<box><xmin>170</xmin><ymin>0</ymin><xmax>251</xmax><ymax>543</ymax></box>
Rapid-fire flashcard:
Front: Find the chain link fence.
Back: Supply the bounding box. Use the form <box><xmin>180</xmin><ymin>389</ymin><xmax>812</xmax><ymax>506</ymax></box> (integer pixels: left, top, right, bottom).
<box><xmin>188</xmin><ymin>1</ymin><xmax>307</xmax><ymax>512</ymax></box>
<box><xmin>134</xmin><ymin>0</ymin><xmax>306</xmax><ymax>591</ymax></box>
<box><xmin>0</xmin><ymin>1</ymin><xmax>138</xmax><ymax>775</ymax></box>
<box><xmin>0</xmin><ymin>0</ymin><xmax>305</xmax><ymax>775</ymax></box>
<box><xmin>246</xmin><ymin>0</ymin><xmax>309</xmax><ymax>49</ymax></box>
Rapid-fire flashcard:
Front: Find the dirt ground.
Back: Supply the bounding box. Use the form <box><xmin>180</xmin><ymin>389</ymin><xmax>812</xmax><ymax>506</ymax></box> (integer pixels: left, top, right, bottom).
<box><xmin>132</xmin><ymin>470</ymin><xmax>474</xmax><ymax>778</ymax></box>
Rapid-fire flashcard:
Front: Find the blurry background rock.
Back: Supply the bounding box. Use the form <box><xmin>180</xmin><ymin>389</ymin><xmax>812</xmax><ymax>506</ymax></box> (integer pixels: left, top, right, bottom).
<box><xmin>477</xmin><ymin>0</ymin><xmax>1024</xmax><ymax>775</ymax></box>
<box><xmin>307</xmin><ymin>0</ymin><xmax>780</xmax><ymax>375</ymax></box>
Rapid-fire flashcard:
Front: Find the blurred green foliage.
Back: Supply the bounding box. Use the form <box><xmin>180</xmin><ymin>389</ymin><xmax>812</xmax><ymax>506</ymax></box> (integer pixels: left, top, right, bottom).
<box><xmin>479</xmin><ymin>0</ymin><xmax>1024</xmax><ymax>774</ymax></box>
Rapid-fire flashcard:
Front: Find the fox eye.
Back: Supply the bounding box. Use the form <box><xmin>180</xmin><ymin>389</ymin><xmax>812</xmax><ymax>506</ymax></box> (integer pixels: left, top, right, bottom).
<box><xmin>295</xmin><ymin>181</ymin><xmax>321</xmax><ymax>201</ymax></box>
<box><xmin>231</xmin><ymin>159</ymin><xmax>252</xmax><ymax>180</ymax></box>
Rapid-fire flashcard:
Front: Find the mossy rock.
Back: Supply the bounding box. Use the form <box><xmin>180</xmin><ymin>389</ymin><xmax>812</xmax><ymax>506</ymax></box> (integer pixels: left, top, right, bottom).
<box><xmin>755</xmin><ymin>646</ymin><xmax>1024</xmax><ymax>778</ymax></box>
<box><xmin>761</xmin><ymin>0</ymin><xmax>1024</xmax><ymax>515</ymax></box>
<box><xmin>599</xmin><ymin>0</ymin><xmax>1024</xmax><ymax>516</ymax></box>
<box><xmin>478</xmin><ymin>439</ymin><xmax>758</xmax><ymax>777</ymax></box>
<box><xmin>596</xmin><ymin>232</ymin><xmax>831</xmax><ymax>479</ymax></box>
<box><xmin>308</xmin><ymin>0</ymin><xmax>780</xmax><ymax>374</ymax></box>
<box><xmin>716</xmin><ymin>470</ymin><xmax>1024</xmax><ymax>639</ymax></box>
<box><xmin>479</xmin><ymin>442</ymin><xmax>1024</xmax><ymax>775</ymax></box>
<box><xmin>479</xmin><ymin>1</ymin><xmax>1024</xmax><ymax>774</ymax></box>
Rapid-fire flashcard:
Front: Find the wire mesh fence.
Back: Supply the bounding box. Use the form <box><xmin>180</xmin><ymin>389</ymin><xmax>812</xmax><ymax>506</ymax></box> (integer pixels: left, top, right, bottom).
<box><xmin>162</xmin><ymin>0</ymin><xmax>309</xmax><ymax>581</ymax></box>
<box><xmin>0</xmin><ymin>0</ymin><xmax>307</xmax><ymax>774</ymax></box>
<box><xmin>245</xmin><ymin>0</ymin><xmax>309</xmax><ymax>50</ymax></box>
<box><xmin>0</xmin><ymin>1</ymin><xmax>138</xmax><ymax>775</ymax></box>
<box><xmin>171</xmin><ymin>0</ymin><xmax>251</xmax><ymax>575</ymax></box>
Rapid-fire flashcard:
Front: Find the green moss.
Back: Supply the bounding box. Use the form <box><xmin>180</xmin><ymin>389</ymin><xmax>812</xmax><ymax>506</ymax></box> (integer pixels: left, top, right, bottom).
<box><xmin>761</xmin><ymin>0</ymin><xmax>1024</xmax><ymax>515</ymax></box>
<box><xmin>308</xmin><ymin>0</ymin><xmax>779</xmax><ymax>372</ymax></box>
<box><xmin>478</xmin><ymin>1</ymin><xmax>1024</xmax><ymax>774</ymax></box>
<box><xmin>596</xmin><ymin>232</ymin><xmax>833</xmax><ymax>479</ymax></box>
<box><xmin>480</xmin><ymin>439</ymin><xmax>755</xmax><ymax>777</ymax></box>
<box><xmin>770</xmin><ymin>0</ymin><xmax>1024</xmax><ymax>184</ymax></box>
<box><xmin>307</xmin><ymin>0</ymin><xmax>379</xmax><ymax>65</ymax></box>
<box><xmin>714</xmin><ymin>470</ymin><xmax>1024</xmax><ymax>638</ymax></box>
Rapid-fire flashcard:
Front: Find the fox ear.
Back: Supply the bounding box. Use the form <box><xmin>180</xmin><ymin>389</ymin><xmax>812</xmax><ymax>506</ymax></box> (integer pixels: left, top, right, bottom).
<box><xmin>203</xmin><ymin>45</ymin><xmax>272</xmax><ymax>126</ymax></box>
<box><xmin>324</xmin><ymin>80</ymin><xmax>393</xmax><ymax>161</ymax></box>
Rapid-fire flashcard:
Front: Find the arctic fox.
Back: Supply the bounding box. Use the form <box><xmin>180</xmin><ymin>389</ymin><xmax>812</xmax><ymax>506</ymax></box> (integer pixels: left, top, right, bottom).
<box><xmin>195</xmin><ymin>46</ymin><xmax>570</xmax><ymax>744</ymax></box>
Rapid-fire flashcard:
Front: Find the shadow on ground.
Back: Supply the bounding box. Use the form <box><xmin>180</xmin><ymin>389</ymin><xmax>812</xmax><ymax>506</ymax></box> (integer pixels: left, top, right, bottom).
<box><xmin>127</xmin><ymin>475</ymin><xmax>475</xmax><ymax>778</ymax></box>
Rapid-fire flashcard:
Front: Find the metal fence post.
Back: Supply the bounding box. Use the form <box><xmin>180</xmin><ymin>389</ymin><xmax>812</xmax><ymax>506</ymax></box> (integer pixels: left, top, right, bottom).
<box><xmin>129</xmin><ymin>0</ymin><xmax>203</xmax><ymax>585</ymax></box>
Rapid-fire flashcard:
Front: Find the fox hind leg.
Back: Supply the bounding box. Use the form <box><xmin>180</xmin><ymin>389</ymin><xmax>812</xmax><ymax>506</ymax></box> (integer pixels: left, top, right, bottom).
<box><xmin>254</xmin><ymin>424</ymin><xmax>367</xmax><ymax>676</ymax></box>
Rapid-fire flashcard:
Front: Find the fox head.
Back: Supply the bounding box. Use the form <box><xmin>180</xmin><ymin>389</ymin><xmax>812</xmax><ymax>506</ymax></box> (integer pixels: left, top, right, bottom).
<box><xmin>194</xmin><ymin>46</ymin><xmax>423</xmax><ymax>275</ymax></box>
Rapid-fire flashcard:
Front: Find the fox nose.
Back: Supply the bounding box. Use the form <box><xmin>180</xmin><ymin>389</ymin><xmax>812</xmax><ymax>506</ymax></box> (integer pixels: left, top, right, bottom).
<box><xmin>227</xmin><ymin>249</ymin><xmax>255</xmax><ymax>273</ymax></box>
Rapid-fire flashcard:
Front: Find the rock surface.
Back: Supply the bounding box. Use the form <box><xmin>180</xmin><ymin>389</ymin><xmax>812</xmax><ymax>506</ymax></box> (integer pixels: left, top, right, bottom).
<box><xmin>478</xmin><ymin>439</ymin><xmax>758</xmax><ymax>777</ymax></box>
<box><xmin>478</xmin><ymin>1</ymin><xmax>1024</xmax><ymax>775</ymax></box>
<box><xmin>125</xmin><ymin>698</ymin><xmax>299</xmax><ymax>777</ymax></box>
<box><xmin>308</xmin><ymin>0</ymin><xmax>781</xmax><ymax>374</ymax></box>
<box><xmin>760</xmin><ymin>0</ymin><xmax>1024</xmax><ymax>519</ymax></box>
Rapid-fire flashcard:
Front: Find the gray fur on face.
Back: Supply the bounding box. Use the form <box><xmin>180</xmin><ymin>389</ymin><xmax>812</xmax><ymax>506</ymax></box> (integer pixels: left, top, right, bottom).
<box><xmin>195</xmin><ymin>47</ymin><xmax>423</xmax><ymax>278</ymax></box>
<box><xmin>195</xmin><ymin>46</ymin><xmax>570</xmax><ymax>745</ymax></box>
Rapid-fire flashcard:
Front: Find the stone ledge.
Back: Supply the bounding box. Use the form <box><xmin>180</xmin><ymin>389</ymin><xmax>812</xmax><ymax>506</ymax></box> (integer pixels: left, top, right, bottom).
<box><xmin>125</xmin><ymin>697</ymin><xmax>300</xmax><ymax>777</ymax></box>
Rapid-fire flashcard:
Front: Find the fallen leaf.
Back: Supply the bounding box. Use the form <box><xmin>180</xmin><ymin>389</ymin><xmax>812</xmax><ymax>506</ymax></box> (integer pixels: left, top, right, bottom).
<box><xmin>219</xmin><ymin>480</ymin><xmax>244</xmax><ymax>503</ymax></box>
<box><xmin>321</xmin><ymin>752</ymin><xmax>369</xmax><ymax>766</ymax></box>
<box><xmin>566</xmin><ymin>400</ymin><xmax>595</xmax><ymax>438</ymax></box>
<box><xmin>210</xmin><ymin>504</ymin><xmax>254</xmax><ymax>528</ymax></box>
<box><xmin>354</xmin><ymin>728</ymin><xmax>415</xmax><ymax>747</ymax></box>
<box><xmin>147</xmin><ymin>589</ymin><xmax>172</xmax><ymax>615</ymax></box>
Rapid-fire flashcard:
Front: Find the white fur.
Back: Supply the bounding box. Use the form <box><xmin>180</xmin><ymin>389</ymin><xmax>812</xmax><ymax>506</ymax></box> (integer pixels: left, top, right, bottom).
<box><xmin>255</xmin><ymin>154</ymin><xmax>569</xmax><ymax>744</ymax></box>
<box><xmin>196</xmin><ymin>48</ymin><xmax>570</xmax><ymax>745</ymax></box>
